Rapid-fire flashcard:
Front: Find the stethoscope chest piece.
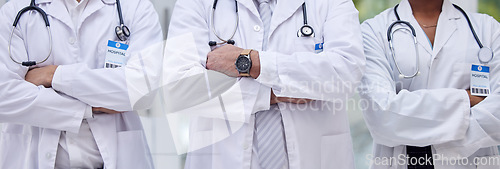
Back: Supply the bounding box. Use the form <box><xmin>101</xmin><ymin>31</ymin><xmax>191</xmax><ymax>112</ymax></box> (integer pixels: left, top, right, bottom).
<box><xmin>115</xmin><ymin>24</ymin><xmax>130</xmax><ymax>41</ymax></box>
<box><xmin>478</xmin><ymin>47</ymin><xmax>494</xmax><ymax>64</ymax></box>
<box><xmin>296</xmin><ymin>3</ymin><xmax>314</xmax><ymax>37</ymax></box>
<box><xmin>298</xmin><ymin>25</ymin><xmax>314</xmax><ymax>37</ymax></box>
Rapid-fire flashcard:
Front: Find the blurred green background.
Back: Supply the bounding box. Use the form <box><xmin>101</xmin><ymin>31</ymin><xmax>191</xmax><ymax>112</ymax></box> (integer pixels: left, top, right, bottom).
<box><xmin>353</xmin><ymin>0</ymin><xmax>500</xmax><ymax>22</ymax></box>
<box><xmin>478</xmin><ymin>0</ymin><xmax>500</xmax><ymax>21</ymax></box>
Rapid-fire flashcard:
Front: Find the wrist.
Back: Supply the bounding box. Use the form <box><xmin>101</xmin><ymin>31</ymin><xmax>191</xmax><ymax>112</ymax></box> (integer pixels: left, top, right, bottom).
<box><xmin>47</xmin><ymin>65</ymin><xmax>58</xmax><ymax>87</ymax></box>
<box><xmin>250</xmin><ymin>50</ymin><xmax>260</xmax><ymax>79</ymax></box>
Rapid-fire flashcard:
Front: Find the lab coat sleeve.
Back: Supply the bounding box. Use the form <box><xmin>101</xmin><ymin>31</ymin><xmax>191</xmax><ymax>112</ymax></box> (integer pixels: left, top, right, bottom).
<box><xmin>256</xmin><ymin>0</ymin><xmax>365</xmax><ymax>102</ymax></box>
<box><xmin>51</xmin><ymin>0</ymin><xmax>163</xmax><ymax>112</ymax></box>
<box><xmin>358</xmin><ymin>19</ymin><xmax>471</xmax><ymax>148</ymax></box>
<box><xmin>164</xmin><ymin>0</ymin><xmax>269</xmax><ymax>116</ymax></box>
<box><xmin>0</xmin><ymin>3</ymin><xmax>87</xmax><ymax>133</ymax></box>
<box><xmin>433</xmin><ymin>16</ymin><xmax>500</xmax><ymax>157</ymax></box>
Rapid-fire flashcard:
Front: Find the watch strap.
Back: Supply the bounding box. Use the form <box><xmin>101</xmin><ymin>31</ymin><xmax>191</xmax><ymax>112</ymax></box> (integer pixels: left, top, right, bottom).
<box><xmin>239</xmin><ymin>49</ymin><xmax>253</xmax><ymax>77</ymax></box>
<box><xmin>241</xmin><ymin>49</ymin><xmax>252</xmax><ymax>56</ymax></box>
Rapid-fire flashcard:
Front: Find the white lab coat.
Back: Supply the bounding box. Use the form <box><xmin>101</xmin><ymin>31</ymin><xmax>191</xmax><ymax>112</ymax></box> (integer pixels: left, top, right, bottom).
<box><xmin>0</xmin><ymin>0</ymin><xmax>163</xmax><ymax>168</ymax></box>
<box><xmin>360</xmin><ymin>0</ymin><xmax>500</xmax><ymax>168</ymax></box>
<box><xmin>165</xmin><ymin>0</ymin><xmax>364</xmax><ymax>168</ymax></box>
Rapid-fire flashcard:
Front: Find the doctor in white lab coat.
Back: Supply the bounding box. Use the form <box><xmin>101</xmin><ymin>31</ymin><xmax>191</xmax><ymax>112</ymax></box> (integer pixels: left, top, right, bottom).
<box><xmin>360</xmin><ymin>0</ymin><xmax>500</xmax><ymax>168</ymax></box>
<box><xmin>0</xmin><ymin>0</ymin><xmax>162</xmax><ymax>168</ymax></box>
<box><xmin>166</xmin><ymin>0</ymin><xmax>364</xmax><ymax>168</ymax></box>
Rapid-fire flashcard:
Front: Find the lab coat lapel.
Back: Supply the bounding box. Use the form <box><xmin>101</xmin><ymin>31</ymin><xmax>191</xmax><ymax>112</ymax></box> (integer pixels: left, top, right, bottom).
<box><xmin>432</xmin><ymin>0</ymin><xmax>460</xmax><ymax>58</ymax></box>
<box><xmin>80</xmin><ymin>0</ymin><xmax>111</xmax><ymax>30</ymax></box>
<box><xmin>237</xmin><ymin>0</ymin><xmax>260</xmax><ymax>21</ymax></box>
<box><xmin>269</xmin><ymin>0</ymin><xmax>304</xmax><ymax>38</ymax></box>
<box><xmin>397</xmin><ymin>0</ymin><xmax>432</xmax><ymax>56</ymax></box>
<box><xmin>42</xmin><ymin>0</ymin><xmax>74</xmax><ymax>30</ymax></box>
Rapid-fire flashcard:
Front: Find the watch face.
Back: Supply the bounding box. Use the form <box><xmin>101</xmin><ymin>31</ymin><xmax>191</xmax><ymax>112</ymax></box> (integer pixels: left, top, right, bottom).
<box><xmin>236</xmin><ymin>56</ymin><xmax>251</xmax><ymax>72</ymax></box>
<box><xmin>301</xmin><ymin>25</ymin><xmax>314</xmax><ymax>36</ymax></box>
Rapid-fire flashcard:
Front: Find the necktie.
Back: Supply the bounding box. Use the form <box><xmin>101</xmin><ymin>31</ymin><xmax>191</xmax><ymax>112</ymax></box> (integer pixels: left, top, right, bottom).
<box><xmin>258</xmin><ymin>0</ymin><xmax>272</xmax><ymax>49</ymax></box>
<box><xmin>255</xmin><ymin>1</ymin><xmax>286</xmax><ymax>168</ymax></box>
<box><xmin>255</xmin><ymin>106</ymin><xmax>287</xmax><ymax>169</ymax></box>
<box><xmin>407</xmin><ymin>145</ymin><xmax>434</xmax><ymax>169</ymax></box>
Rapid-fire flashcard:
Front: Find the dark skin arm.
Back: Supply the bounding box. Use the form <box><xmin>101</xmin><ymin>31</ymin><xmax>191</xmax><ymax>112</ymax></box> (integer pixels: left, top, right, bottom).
<box><xmin>466</xmin><ymin>89</ymin><xmax>486</xmax><ymax>107</ymax></box>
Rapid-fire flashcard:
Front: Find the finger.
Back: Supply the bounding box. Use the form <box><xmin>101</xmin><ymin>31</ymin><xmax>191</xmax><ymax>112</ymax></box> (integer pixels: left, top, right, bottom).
<box><xmin>92</xmin><ymin>107</ymin><xmax>123</xmax><ymax>114</ymax></box>
<box><xmin>105</xmin><ymin>110</ymin><xmax>122</xmax><ymax>114</ymax></box>
<box><xmin>101</xmin><ymin>108</ymin><xmax>122</xmax><ymax>114</ymax></box>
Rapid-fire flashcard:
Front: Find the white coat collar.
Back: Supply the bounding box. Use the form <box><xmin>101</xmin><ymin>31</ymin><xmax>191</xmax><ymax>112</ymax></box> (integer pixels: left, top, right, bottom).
<box><xmin>269</xmin><ymin>0</ymin><xmax>305</xmax><ymax>37</ymax></box>
<box><xmin>35</xmin><ymin>0</ymin><xmax>115</xmax><ymax>31</ymax></box>
<box><xmin>237</xmin><ymin>0</ymin><xmax>305</xmax><ymax>39</ymax></box>
<box><xmin>397</xmin><ymin>0</ymin><xmax>461</xmax><ymax>57</ymax></box>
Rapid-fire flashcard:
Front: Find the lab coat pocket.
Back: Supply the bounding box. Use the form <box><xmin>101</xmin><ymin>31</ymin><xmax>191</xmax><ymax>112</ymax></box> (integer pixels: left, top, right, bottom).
<box><xmin>453</xmin><ymin>62</ymin><xmax>471</xmax><ymax>88</ymax></box>
<box><xmin>96</xmin><ymin>44</ymin><xmax>107</xmax><ymax>68</ymax></box>
<box><xmin>116</xmin><ymin>130</ymin><xmax>153</xmax><ymax>169</ymax></box>
<box><xmin>293</xmin><ymin>37</ymin><xmax>316</xmax><ymax>53</ymax></box>
<box><xmin>321</xmin><ymin>133</ymin><xmax>355</xmax><ymax>169</ymax></box>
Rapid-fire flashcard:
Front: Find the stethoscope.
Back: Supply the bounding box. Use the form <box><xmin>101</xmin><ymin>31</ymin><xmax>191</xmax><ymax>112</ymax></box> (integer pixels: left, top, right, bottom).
<box><xmin>8</xmin><ymin>0</ymin><xmax>130</xmax><ymax>67</ymax></box>
<box><xmin>388</xmin><ymin>4</ymin><xmax>494</xmax><ymax>79</ymax></box>
<box><xmin>208</xmin><ymin>0</ymin><xmax>314</xmax><ymax>47</ymax></box>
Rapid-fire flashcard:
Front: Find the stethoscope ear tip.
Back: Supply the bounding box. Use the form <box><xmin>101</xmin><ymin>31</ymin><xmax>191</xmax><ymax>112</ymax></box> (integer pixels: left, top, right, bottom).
<box><xmin>209</xmin><ymin>41</ymin><xmax>217</xmax><ymax>47</ymax></box>
<box><xmin>22</xmin><ymin>61</ymin><xmax>36</xmax><ymax>67</ymax></box>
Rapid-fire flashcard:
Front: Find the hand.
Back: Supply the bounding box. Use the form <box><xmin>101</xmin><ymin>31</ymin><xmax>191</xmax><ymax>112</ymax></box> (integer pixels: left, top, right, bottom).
<box><xmin>207</xmin><ymin>45</ymin><xmax>261</xmax><ymax>78</ymax></box>
<box><xmin>206</xmin><ymin>45</ymin><xmax>243</xmax><ymax>77</ymax></box>
<box><xmin>270</xmin><ymin>91</ymin><xmax>313</xmax><ymax>105</ymax></box>
<box><xmin>25</xmin><ymin>65</ymin><xmax>58</xmax><ymax>88</ymax></box>
<box><xmin>466</xmin><ymin>89</ymin><xmax>486</xmax><ymax>107</ymax></box>
<box><xmin>92</xmin><ymin>107</ymin><xmax>123</xmax><ymax>114</ymax></box>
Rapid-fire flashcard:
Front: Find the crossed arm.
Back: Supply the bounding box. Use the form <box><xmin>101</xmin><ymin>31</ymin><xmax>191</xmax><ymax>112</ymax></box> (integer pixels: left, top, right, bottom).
<box><xmin>24</xmin><ymin>65</ymin><xmax>122</xmax><ymax>114</ymax></box>
<box><xmin>205</xmin><ymin>44</ymin><xmax>312</xmax><ymax>105</ymax></box>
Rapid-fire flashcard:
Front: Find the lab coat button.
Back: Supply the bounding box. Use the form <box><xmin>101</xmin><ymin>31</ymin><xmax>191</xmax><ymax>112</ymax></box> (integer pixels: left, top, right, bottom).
<box><xmin>243</xmin><ymin>143</ymin><xmax>250</xmax><ymax>150</ymax></box>
<box><xmin>45</xmin><ymin>153</ymin><xmax>52</xmax><ymax>159</ymax></box>
<box><xmin>69</xmin><ymin>37</ymin><xmax>76</xmax><ymax>45</ymax></box>
<box><xmin>253</xmin><ymin>25</ymin><xmax>261</xmax><ymax>32</ymax></box>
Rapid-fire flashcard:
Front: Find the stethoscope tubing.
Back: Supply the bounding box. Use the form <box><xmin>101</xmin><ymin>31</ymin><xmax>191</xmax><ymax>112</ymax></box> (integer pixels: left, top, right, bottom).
<box><xmin>211</xmin><ymin>0</ymin><xmax>239</xmax><ymax>46</ymax></box>
<box><xmin>8</xmin><ymin>1</ymin><xmax>52</xmax><ymax>67</ymax></box>
<box><xmin>388</xmin><ymin>3</ymin><xmax>494</xmax><ymax>79</ymax></box>
<box><xmin>389</xmin><ymin>26</ymin><xmax>420</xmax><ymax>79</ymax></box>
<box><xmin>8</xmin><ymin>0</ymin><xmax>128</xmax><ymax>67</ymax></box>
<box><xmin>209</xmin><ymin>0</ymin><xmax>313</xmax><ymax>46</ymax></box>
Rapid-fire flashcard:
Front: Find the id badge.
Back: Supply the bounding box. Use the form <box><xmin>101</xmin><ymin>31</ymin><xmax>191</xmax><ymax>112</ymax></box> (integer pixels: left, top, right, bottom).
<box><xmin>104</xmin><ymin>40</ymin><xmax>129</xmax><ymax>68</ymax></box>
<box><xmin>470</xmin><ymin>64</ymin><xmax>491</xmax><ymax>96</ymax></box>
<box><xmin>315</xmin><ymin>42</ymin><xmax>324</xmax><ymax>54</ymax></box>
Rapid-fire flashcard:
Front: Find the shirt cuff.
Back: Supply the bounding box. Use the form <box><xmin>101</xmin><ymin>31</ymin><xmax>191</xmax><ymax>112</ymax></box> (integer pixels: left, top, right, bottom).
<box><xmin>255</xmin><ymin>51</ymin><xmax>279</xmax><ymax>88</ymax></box>
<box><xmin>252</xmin><ymin>84</ymin><xmax>271</xmax><ymax>114</ymax></box>
<box><xmin>52</xmin><ymin>64</ymin><xmax>74</xmax><ymax>96</ymax></box>
<box><xmin>84</xmin><ymin>105</ymin><xmax>93</xmax><ymax>119</ymax></box>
